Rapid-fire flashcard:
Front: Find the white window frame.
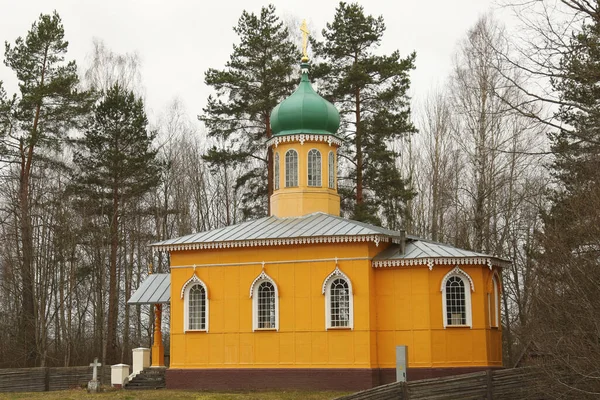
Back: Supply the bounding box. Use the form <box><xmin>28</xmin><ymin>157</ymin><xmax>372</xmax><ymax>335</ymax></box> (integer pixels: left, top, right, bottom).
<box><xmin>307</xmin><ymin>148</ymin><xmax>322</xmax><ymax>187</ymax></box>
<box><xmin>328</xmin><ymin>151</ymin><xmax>335</xmax><ymax>189</ymax></box>
<box><xmin>285</xmin><ymin>149</ymin><xmax>298</xmax><ymax>187</ymax></box>
<box><xmin>249</xmin><ymin>270</ymin><xmax>279</xmax><ymax>331</ymax></box>
<box><xmin>440</xmin><ymin>266</ymin><xmax>474</xmax><ymax>328</ymax></box>
<box><xmin>181</xmin><ymin>274</ymin><xmax>209</xmax><ymax>332</ymax></box>
<box><xmin>322</xmin><ymin>266</ymin><xmax>354</xmax><ymax>330</ymax></box>
<box><xmin>491</xmin><ymin>272</ymin><xmax>500</xmax><ymax>328</ymax></box>
<box><xmin>274</xmin><ymin>152</ymin><xmax>280</xmax><ymax>190</ymax></box>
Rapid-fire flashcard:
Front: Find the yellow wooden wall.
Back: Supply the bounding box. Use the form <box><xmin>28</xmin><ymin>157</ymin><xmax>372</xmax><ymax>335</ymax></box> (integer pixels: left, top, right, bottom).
<box><xmin>373</xmin><ymin>265</ymin><xmax>503</xmax><ymax>369</ymax></box>
<box><xmin>270</xmin><ymin>141</ymin><xmax>341</xmax><ymax>217</ymax></box>
<box><xmin>168</xmin><ymin>242</ymin><xmax>502</xmax><ymax>370</ymax></box>
<box><xmin>169</xmin><ymin>242</ymin><xmax>376</xmax><ymax>369</ymax></box>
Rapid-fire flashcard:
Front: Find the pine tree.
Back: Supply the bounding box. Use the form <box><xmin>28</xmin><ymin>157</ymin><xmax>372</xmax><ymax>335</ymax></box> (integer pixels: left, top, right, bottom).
<box><xmin>1</xmin><ymin>12</ymin><xmax>94</xmax><ymax>366</ymax></box>
<box><xmin>72</xmin><ymin>84</ymin><xmax>160</xmax><ymax>364</ymax></box>
<box><xmin>533</xmin><ymin>5</ymin><xmax>600</xmax><ymax>392</ymax></box>
<box><xmin>312</xmin><ymin>2</ymin><xmax>416</xmax><ymax>227</ymax></box>
<box><xmin>200</xmin><ymin>4</ymin><xmax>299</xmax><ymax>220</ymax></box>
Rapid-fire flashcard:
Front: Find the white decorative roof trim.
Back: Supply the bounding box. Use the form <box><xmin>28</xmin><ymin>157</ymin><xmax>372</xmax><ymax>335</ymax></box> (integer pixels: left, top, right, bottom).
<box><xmin>321</xmin><ymin>265</ymin><xmax>352</xmax><ymax>295</ymax></box>
<box><xmin>440</xmin><ymin>266</ymin><xmax>475</xmax><ymax>292</ymax></box>
<box><xmin>372</xmin><ymin>257</ymin><xmax>507</xmax><ymax>269</ymax></box>
<box><xmin>249</xmin><ymin>270</ymin><xmax>277</xmax><ymax>298</ymax></box>
<box><xmin>180</xmin><ymin>274</ymin><xmax>208</xmax><ymax>299</ymax></box>
<box><xmin>267</xmin><ymin>134</ymin><xmax>343</xmax><ymax>148</ymax></box>
<box><xmin>155</xmin><ymin>235</ymin><xmax>389</xmax><ymax>252</ymax></box>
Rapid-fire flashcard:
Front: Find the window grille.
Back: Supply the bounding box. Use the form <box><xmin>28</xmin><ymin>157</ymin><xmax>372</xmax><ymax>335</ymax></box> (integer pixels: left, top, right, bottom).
<box><xmin>308</xmin><ymin>149</ymin><xmax>321</xmax><ymax>187</ymax></box>
<box><xmin>328</xmin><ymin>151</ymin><xmax>335</xmax><ymax>189</ymax></box>
<box><xmin>188</xmin><ymin>284</ymin><xmax>206</xmax><ymax>330</ymax></box>
<box><xmin>329</xmin><ymin>278</ymin><xmax>350</xmax><ymax>327</ymax></box>
<box><xmin>274</xmin><ymin>153</ymin><xmax>280</xmax><ymax>190</ymax></box>
<box><xmin>445</xmin><ymin>276</ymin><xmax>466</xmax><ymax>325</ymax></box>
<box><xmin>257</xmin><ymin>281</ymin><xmax>276</xmax><ymax>329</ymax></box>
<box><xmin>285</xmin><ymin>150</ymin><xmax>298</xmax><ymax>187</ymax></box>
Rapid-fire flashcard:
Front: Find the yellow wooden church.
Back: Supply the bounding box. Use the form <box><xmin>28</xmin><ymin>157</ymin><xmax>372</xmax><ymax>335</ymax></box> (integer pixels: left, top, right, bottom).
<box><xmin>130</xmin><ymin>55</ymin><xmax>505</xmax><ymax>391</ymax></box>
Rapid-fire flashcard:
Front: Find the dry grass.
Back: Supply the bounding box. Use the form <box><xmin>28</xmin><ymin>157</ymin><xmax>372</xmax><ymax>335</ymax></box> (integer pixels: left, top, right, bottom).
<box><xmin>0</xmin><ymin>388</ymin><xmax>347</xmax><ymax>400</ymax></box>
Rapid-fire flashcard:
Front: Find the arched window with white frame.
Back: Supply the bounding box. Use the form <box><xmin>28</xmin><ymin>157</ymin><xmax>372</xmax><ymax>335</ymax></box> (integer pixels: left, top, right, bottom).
<box><xmin>322</xmin><ymin>266</ymin><xmax>354</xmax><ymax>329</ymax></box>
<box><xmin>441</xmin><ymin>267</ymin><xmax>474</xmax><ymax>328</ymax></box>
<box><xmin>250</xmin><ymin>271</ymin><xmax>279</xmax><ymax>331</ymax></box>
<box><xmin>181</xmin><ymin>275</ymin><xmax>209</xmax><ymax>332</ymax></box>
<box><xmin>285</xmin><ymin>149</ymin><xmax>298</xmax><ymax>187</ymax></box>
<box><xmin>274</xmin><ymin>152</ymin><xmax>280</xmax><ymax>190</ymax></box>
<box><xmin>307</xmin><ymin>149</ymin><xmax>321</xmax><ymax>187</ymax></box>
<box><xmin>328</xmin><ymin>151</ymin><xmax>335</xmax><ymax>189</ymax></box>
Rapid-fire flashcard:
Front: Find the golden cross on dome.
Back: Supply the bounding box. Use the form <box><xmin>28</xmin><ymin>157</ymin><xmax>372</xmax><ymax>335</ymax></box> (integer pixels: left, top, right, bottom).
<box><xmin>300</xmin><ymin>19</ymin><xmax>309</xmax><ymax>61</ymax></box>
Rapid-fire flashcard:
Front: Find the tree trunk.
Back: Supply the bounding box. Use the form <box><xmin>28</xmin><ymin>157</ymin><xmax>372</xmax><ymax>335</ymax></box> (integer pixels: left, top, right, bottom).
<box><xmin>105</xmin><ymin>187</ymin><xmax>120</xmax><ymax>364</ymax></box>
<box><xmin>19</xmin><ymin>153</ymin><xmax>36</xmax><ymax>366</ymax></box>
<box><xmin>266</xmin><ymin>114</ymin><xmax>273</xmax><ymax>216</ymax></box>
<box><xmin>355</xmin><ymin>87</ymin><xmax>363</xmax><ymax>208</ymax></box>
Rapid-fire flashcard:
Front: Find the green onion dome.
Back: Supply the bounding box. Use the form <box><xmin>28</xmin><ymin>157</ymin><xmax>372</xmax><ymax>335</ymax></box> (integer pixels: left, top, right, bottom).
<box><xmin>270</xmin><ymin>62</ymin><xmax>340</xmax><ymax>136</ymax></box>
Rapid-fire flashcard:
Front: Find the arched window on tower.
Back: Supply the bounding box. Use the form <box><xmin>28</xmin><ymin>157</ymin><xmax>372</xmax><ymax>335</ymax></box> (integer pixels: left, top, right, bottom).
<box><xmin>274</xmin><ymin>152</ymin><xmax>280</xmax><ymax>190</ymax></box>
<box><xmin>308</xmin><ymin>149</ymin><xmax>321</xmax><ymax>187</ymax></box>
<box><xmin>285</xmin><ymin>149</ymin><xmax>298</xmax><ymax>187</ymax></box>
<box><xmin>441</xmin><ymin>267</ymin><xmax>474</xmax><ymax>328</ymax></box>
<box><xmin>328</xmin><ymin>151</ymin><xmax>335</xmax><ymax>189</ymax></box>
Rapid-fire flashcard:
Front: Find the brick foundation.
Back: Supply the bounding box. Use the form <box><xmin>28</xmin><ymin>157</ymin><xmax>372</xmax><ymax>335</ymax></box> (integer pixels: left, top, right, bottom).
<box><xmin>166</xmin><ymin>367</ymin><xmax>502</xmax><ymax>390</ymax></box>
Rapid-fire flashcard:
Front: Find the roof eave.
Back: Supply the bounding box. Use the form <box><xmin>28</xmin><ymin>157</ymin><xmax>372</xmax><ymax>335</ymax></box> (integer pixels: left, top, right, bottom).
<box><xmin>372</xmin><ymin>256</ymin><xmax>511</xmax><ymax>269</ymax></box>
<box><xmin>150</xmin><ymin>233</ymin><xmax>392</xmax><ymax>252</ymax></box>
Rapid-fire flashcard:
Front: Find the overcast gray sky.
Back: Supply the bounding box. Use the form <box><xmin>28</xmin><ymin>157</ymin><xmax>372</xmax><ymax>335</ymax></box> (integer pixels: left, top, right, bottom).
<box><xmin>0</xmin><ymin>0</ymin><xmax>507</xmax><ymax>125</ymax></box>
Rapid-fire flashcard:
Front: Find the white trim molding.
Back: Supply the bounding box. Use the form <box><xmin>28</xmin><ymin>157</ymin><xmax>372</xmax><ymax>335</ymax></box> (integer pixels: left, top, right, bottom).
<box><xmin>181</xmin><ymin>274</ymin><xmax>209</xmax><ymax>332</ymax></box>
<box><xmin>491</xmin><ymin>272</ymin><xmax>500</xmax><ymax>328</ymax></box>
<box><xmin>154</xmin><ymin>234</ymin><xmax>390</xmax><ymax>252</ymax></box>
<box><xmin>267</xmin><ymin>134</ymin><xmax>343</xmax><ymax>148</ymax></box>
<box><xmin>180</xmin><ymin>274</ymin><xmax>208</xmax><ymax>299</ymax></box>
<box><xmin>249</xmin><ymin>270</ymin><xmax>279</xmax><ymax>331</ymax></box>
<box><xmin>491</xmin><ymin>270</ymin><xmax>502</xmax><ymax>294</ymax></box>
<box><xmin>322</xmin><ymin>266</ymin><xmax>354</xmax><ymax>330</ymax></box>
<box><xmin>441</xmin><ymin>266</ymin><xmax>474</xmax><ymax>328</ymax></box>
<box><xmin>373</xmin><ymin>257</ymin><xmax>509</xmax><ymax>270</ymax></box>
<box><xmin>440</xmin><ymin>266</ymin><xmax>475</xmax><ymax>292</ymax></box>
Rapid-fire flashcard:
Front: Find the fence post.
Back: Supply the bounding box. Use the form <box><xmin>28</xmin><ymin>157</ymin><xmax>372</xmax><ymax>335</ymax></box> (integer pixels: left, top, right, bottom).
<box><xmin>44</xmin><ymin>367</ymin><xmax>50</xmax><ymax>391</ymax></box>
<box><xmin>402</xmin><ymin>381</ymin><xmax>409</xmax><ymax>399</ymax></box>
<box><xmin>486</xmin><ymin>369</ymin><xmax>493</xmax><ymax>400</ymax></box>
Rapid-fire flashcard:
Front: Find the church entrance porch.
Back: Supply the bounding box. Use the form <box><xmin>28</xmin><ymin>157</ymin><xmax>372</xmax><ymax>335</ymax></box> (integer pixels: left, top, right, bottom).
<box><xmin>127</xmin><ymin>273</ymin><xmax>170</xmax><ymax>369</ymax></box>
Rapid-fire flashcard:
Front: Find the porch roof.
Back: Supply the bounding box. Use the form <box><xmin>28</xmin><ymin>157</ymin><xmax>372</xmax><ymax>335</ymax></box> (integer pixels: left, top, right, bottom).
<box><xmin>128</xmin><ymin>273</ymin><xmax>170</xmax><ymax>305</ymax></box>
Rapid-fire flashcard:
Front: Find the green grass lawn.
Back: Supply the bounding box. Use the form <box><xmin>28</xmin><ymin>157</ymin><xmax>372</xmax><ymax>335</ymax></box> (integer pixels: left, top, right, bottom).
<box><xmin>0</xmin><ymin>389</ymin><xmax>348</xmax><ymax>400</ymax></box>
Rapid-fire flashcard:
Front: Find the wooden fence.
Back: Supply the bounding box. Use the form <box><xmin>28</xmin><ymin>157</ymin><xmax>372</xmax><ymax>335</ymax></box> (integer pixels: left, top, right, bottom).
<box><xmin>336</xmin><ymin>367</ymin><xmax>548</xmax><ymax>400</ymax></box>
<box><xmin>0</xmin><ymin>366</ymin><xmax>111</xmax><ymax>392</ymax></box>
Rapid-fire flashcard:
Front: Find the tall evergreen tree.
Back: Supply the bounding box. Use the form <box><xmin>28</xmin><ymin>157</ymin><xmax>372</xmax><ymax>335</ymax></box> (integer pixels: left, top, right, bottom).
<box><xmin>72</xmin><ymin>84</ymin><xmax>160</xmax><ymax>364</ymax></box>
<box><xmin>312</xmin><ymin>2</ymin><xmax>416</xmax><ymax>227</ymax></box>
<box><xmin>1</xmin><ymin>12</ymin><xmax>94</xmax><ymax>366</ymax></box>
<box><xmin>533</xmin><ymin>3</ymin><xmax>600</xmax><ymax>393</ymax></box>
<box><xmin>199</xmin><ymin>4</ymin><xmax>299</xmax><ymax>219</ymax></box>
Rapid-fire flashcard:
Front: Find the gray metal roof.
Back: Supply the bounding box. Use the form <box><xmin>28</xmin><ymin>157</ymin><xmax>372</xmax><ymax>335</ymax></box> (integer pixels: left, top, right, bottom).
<box><xmin>148</xmin><ymin>211</ymin><xmax>509</xmax><ymax>266</ymax></box>
<box><xmin>128</xmin><ymin>273</ymin><xmax>170</xmax><ymax>305</ymax></box>
<box><xmin>151</xmin><ymin>212</ymin><xmax>403</xmax><ymax>250</ymax></box>
<box><xmin>373</xmin><ymin>237</ymin><xmax>509</xmax><ymax>267</ymax></box>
